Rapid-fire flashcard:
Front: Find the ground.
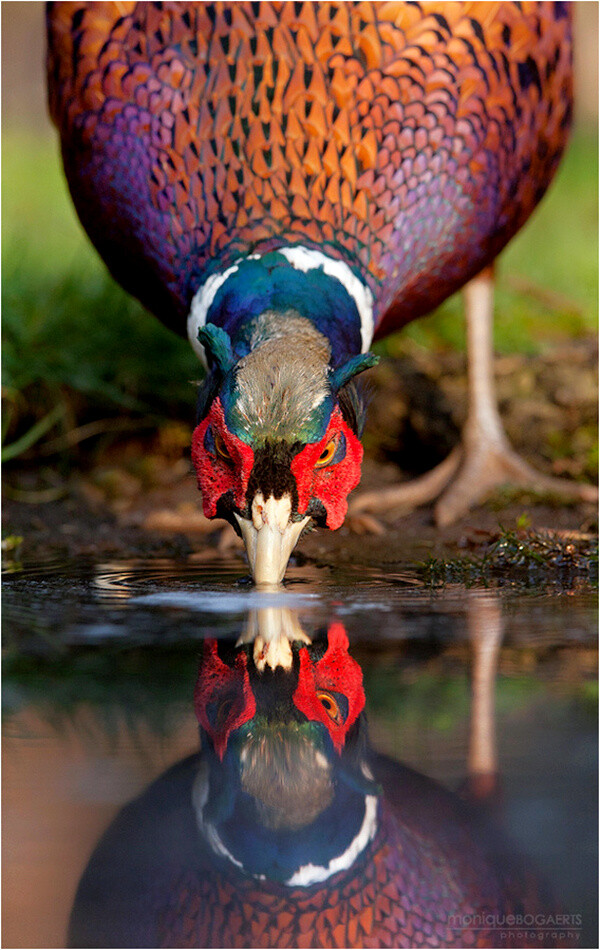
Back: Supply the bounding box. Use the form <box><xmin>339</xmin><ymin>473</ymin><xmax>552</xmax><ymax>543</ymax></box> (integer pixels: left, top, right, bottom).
<box><xmin>3</xmin><ymin>336</ymin><xmax>597</xmax><ymax>576</ymax></box>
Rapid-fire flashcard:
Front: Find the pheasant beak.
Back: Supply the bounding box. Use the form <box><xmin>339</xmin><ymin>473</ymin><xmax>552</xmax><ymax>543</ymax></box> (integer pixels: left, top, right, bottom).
<box><xmin>235</xmin><ymin>493</ymin><xmax>310</xmax><ymax>585</ymax></box>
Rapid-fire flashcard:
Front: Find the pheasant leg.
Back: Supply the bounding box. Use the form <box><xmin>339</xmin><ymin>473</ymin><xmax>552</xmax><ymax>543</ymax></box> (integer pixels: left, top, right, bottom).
<box><xmin>463</xmin><ymin>590</ymin><xmax>503</xmax><ymax>802</ymax></box>
<box><xmin>350</xmin><ymin>267</ymin><xmax>598</xmax><ymax>526</ymax></box>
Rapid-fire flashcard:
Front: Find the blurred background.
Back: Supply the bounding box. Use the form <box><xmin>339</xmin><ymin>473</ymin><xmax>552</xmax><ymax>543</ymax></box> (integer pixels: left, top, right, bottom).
<box><xmin>2</xmin><ymin>2</ymin><xmax>598</xmax><ymax>510</ymax></box>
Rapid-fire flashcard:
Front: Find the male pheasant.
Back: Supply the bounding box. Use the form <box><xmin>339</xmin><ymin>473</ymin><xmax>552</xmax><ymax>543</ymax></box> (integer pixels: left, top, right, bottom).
<box><xmin>47</xmin><ymin>2</ymin><xmax>594</xmax><ymax>583</ymax></box>
<box><xmin>69</xmin><ymin>622</ymin><xmax>554</xmax><ymax>948</ymax></box>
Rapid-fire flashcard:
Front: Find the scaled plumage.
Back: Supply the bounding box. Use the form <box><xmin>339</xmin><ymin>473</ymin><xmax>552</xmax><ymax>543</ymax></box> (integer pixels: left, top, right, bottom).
<box><xmin>47</xmin><ymin>1</ymin><xmax>572</xmax><ymax>331</ymax></box>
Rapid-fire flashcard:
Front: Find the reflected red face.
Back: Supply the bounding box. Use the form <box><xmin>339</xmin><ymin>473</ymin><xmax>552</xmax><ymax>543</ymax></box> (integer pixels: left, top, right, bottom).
<box><xmin>194</xmin><ymin>640</ymin><xmax>256</xmax><ymax>761</ymax></box>
<box><xmin>194</xmin><ymin>624</ymin><xmax>365</xmax><ymax>760</ymax></box>
<box><xmin>191</xmin><ymin>399</ymin><xmax>363</xmax><ymax>528</ymax></box>
<box><xmin>292</xmin><ymin>623</ymin><xmax>365</xmax><ymax>753</ymax></box>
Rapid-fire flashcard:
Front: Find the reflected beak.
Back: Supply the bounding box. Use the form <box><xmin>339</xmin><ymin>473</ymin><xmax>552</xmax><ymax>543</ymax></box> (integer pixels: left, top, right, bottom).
<box><xmin>237</xmin><ymin>607</ymin><xmax>312</xmax><ymax>671</ymax></box>
<box><xmin>234</xmin><ymin>493</ymin><xmax>310</xmax><ymax>585</ymax></box>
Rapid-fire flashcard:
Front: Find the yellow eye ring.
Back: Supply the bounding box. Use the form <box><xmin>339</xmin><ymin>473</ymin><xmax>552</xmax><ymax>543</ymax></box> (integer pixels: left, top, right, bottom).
<box><xmin>317</xmin><ymin>690</ymin><xmax>341</xmax><ymax>724</ymax></box>
<box><xmin>214</xmin><ymin>430</ymin><xmax>231</xmax><ymax>463</ymax></box>
<box><xmin>315</xmin><ymin>437</ymin><xmax>337</xmax><ymax>468</ymax></box>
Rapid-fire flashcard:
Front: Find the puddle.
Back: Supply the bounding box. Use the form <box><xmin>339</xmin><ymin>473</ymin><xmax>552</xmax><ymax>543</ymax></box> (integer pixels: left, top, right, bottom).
<box><xmin>2</xmin><ymin>558</ymin><xmax>597</xmax><ymax>947</ymax></box>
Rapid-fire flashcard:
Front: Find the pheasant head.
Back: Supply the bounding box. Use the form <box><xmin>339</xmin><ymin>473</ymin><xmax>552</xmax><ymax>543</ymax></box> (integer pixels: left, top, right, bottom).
<box><xmin>191</xmin><ymin>307</ymin><xmax>376</xmax><ymax>583</ymax></box>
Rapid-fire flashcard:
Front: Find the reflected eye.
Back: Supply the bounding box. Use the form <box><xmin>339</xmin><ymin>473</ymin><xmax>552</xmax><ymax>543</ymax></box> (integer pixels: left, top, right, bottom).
<box><xmin>216</xmin><ymin>698</ymin><xmax>234</xmax><ymax>725</ymax></box>
<box><xmin>317</xmin><ymin>690</ymin><xmax>342</xmax><ymax>725</ymax></box>
<box><xmin>206</xmin><ymin>694</ymin><xmax>237</xmax><ymax>730</ymax></box>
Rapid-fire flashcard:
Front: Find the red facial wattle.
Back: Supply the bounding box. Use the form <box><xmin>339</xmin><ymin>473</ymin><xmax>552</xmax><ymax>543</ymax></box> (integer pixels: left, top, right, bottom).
<box><xmin>290</xmin><ymin>407</ymin><xmax>363</xmax><ymax>529</ymax></box>
<box><xmin>192</xmin><ymin>399</ymin><xmax>362</xmax><ymax>530</ymax></box>
<box><xmin>292</xmin><ymin>622</ymin><xmax>365</xmax><ymax>753</ymax></box>
<box><xmin>194</xmin><ymin>639</ymin><xmax>256</xmax><ymax>761</ymax></box>
<box><xmin>191</xmin><ymin>398</ymin><xmax>255</xmax><ymax>518</ymax></box>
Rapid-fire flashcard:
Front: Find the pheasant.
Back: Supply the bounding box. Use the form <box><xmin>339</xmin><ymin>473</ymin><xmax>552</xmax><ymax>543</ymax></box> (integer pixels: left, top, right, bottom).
<box><xmin>47</xmin><ymin>2</ymin><xmax>595</xmax><ymax>584</ymax></box>
<box><xmin>68</xmin><ymin>619</ymin><xmax>555</xmax><ymax>948</ymax></box>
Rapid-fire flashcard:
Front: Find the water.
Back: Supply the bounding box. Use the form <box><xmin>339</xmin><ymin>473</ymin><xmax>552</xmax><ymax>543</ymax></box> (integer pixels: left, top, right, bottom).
<box><xmin>2</xmin><ymin>558</ymin><xmax>597</xmax><ymax>948</ymax></box>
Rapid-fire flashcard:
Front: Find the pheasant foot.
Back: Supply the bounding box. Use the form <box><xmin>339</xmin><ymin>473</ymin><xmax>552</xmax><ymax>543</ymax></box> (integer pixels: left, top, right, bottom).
<box><xmin>434</xmin><ymin>433</ymin><xmax>598</xmax><ymax>528</ymax></box>
<box><xmin>345</xmin><ymin>511</ymin><xmax>388</xmax><ymax>535</ymax></box>
<box><xmin>349</xmin><ymin>435</ymin><xmax>597</xmax><ymax>528</ymax></box>
<box><xmin>348</xmin><ymin>447</ymin><xmax>461</xmax><ymax>518</ymax></box>
<box><xmin>351</xmin><ymin>267</ymin><xmax>597</xmax><ymax>529</ymax></box>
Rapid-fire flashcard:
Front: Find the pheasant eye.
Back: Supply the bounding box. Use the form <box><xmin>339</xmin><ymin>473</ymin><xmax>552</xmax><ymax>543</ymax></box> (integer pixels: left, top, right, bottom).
<box><xmin>316</xmin><ymin>440</ymin><xmax>336</xmax><ymax>467</ymax></box>
<box><xmin>314</xmin><ymin>431</ymin><xmax>346</xmax><ymax>469</ymax></box>
<box><xmin>205</xmin><ymin>425</ymin><xmax>232</xmax><ymax>464</ymax></box>
<box><xmin>214</xmin><ymin>430</ymin><xmax>232</xmax><ymax>463</ymax></box>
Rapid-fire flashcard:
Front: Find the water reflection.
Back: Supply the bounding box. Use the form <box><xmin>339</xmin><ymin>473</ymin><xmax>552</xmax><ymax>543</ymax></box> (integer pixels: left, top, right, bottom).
<box><xmin>69</xmin><ymin>599</ymin><xmax>565</xmax><ymax>949</ymax></box>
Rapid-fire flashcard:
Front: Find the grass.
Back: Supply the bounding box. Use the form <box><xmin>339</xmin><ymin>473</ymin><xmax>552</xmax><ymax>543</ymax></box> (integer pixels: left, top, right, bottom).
<box><xmin>2</xmin><ymin>125</ymin><xmax>598</xmax><ymax>465</ymax></box>
<box><xmin>2</xmin><ymin>130</ymin><xmax>201</xmax><ymax>464</ymax></box>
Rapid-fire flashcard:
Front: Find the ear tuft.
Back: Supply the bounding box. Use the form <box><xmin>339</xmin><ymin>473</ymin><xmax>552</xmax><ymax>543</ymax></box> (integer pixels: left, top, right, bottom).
<box><xmin>330</xmin><ymin>353</ymin><xmax>379</xmax><ymax>393</ymax></box>
<box><xmin>198</xmin><ymin>324</ymin><xmax>234</xmax><ymax>375</ymax></box>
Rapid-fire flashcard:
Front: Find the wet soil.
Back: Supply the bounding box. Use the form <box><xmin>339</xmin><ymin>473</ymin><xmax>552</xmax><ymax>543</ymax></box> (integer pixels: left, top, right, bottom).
<box><xmin>3</xmin><ymin>339</ymin><xmax>597</xmax><ymax>574</ymax></box>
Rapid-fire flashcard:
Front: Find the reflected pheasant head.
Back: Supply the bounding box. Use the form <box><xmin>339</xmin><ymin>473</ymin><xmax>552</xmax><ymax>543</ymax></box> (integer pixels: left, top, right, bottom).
<box><xmin>192</xmin><ymin>615</ymin><xmax>379</xmax><ymax>883</ymax></box>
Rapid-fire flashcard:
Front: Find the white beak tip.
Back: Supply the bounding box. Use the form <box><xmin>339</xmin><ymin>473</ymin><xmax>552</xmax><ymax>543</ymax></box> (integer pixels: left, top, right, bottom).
<box><xmin>234</xmin><ymin>493</ymin><xmax>310</xmax><ymax>584</ymax></box>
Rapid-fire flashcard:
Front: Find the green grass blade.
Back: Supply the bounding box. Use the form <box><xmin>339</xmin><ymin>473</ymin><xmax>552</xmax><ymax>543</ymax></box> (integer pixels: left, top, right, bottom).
<box><xmin>1</xmin><ymin>402</ymin><xmax>65</xmax><ymax>462</ymax></box>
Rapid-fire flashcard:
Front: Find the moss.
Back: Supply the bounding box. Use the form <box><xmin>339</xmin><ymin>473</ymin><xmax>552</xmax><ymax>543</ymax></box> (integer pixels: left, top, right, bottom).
<box><xmin>418</xmin><ymin>526</ymin><xmax>598</xmax><ymax>588</ymax></box>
